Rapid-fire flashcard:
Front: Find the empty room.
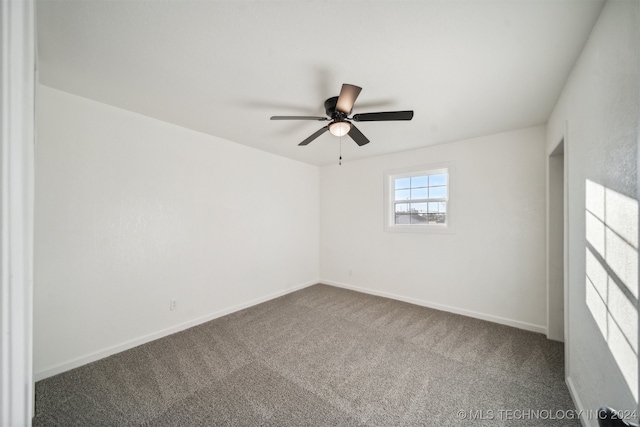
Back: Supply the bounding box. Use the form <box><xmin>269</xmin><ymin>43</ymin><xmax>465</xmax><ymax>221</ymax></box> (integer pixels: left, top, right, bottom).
<box><xmin>2</xmin><ymin>0</ymin><xmax>639</xmax><ymax>426</ymax></box>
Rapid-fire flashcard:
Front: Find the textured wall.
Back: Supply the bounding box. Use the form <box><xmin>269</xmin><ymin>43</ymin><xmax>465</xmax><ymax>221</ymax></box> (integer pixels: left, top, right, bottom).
<box><xmin>34</xmin><ymin>85</ymin><xmax>320</xmax><ymax>378</ymax></box>
<box><xmin>547</xmin><ymin>0</ymin><xmax>639</xmax><ymax>422</ymax></box>
<box><xmin>320</xmin><ymin>126</ymin><xmax>547</xmax><ymax>331</ymax></box>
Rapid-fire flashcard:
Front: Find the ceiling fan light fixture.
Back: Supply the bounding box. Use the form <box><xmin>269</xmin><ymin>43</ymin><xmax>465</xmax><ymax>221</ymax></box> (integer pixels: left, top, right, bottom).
<box><xmin>271</xmin><ymin>83</ymin><xmax>413</xmax><ymax>146</ymax></box>
<box><xmin>329</xmin><ymin>121</ymin><xmax>351</xmax><ymax>137</ymax></box>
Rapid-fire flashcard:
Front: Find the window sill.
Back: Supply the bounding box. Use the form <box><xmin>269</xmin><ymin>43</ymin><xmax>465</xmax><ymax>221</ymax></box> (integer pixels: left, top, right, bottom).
<box><xmin>385</xmin><ymin>224</ymin><xmax>455</xmax><ymax>234</ymax></box>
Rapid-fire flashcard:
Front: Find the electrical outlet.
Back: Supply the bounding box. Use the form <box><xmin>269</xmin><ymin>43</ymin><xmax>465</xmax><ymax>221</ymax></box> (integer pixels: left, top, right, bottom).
<box><xmin>170</xmin><ymin>300</ymin><xmax>177</xmax><ymax>311</ymax></box>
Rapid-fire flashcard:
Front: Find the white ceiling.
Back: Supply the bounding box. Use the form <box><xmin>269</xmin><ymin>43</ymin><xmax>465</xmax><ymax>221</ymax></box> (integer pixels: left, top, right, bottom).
<box><xmin>36</xmin><ymin>0</ymin><xmax>604</xmax><ymax>166</ymax></box>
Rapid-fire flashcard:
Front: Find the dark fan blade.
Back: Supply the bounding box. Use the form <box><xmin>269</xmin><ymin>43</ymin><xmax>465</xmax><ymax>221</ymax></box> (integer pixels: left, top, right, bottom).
<box><xmin>336</xmin><ymin>84</ymin><xmax>362</xmax><ymax>114</ymax></box>
<box><xmin>299</xmin><ymin>126</ymin><xmax>329</xmax><ymax>146</ymax></box>
<box><xmin>271</xmin><ymin>116</ymin><xmax>328</xmax><ymax>121</ymax></box>
<box><xmin>347</xmin><ymin>124</ymin><xmax>370</xmax><ymax>146</ymax></box>
<box><xmin>352</xmin><ymin>111</ymin><xmax>414</xmax><ymax>122</ymax></box>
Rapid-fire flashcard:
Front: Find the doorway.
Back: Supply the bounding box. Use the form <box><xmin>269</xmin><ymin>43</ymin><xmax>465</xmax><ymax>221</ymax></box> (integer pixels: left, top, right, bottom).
<box><xmin>548</xmin><ymin>140</ymin><xmax>565</xmax><ymax>341</ymax></box>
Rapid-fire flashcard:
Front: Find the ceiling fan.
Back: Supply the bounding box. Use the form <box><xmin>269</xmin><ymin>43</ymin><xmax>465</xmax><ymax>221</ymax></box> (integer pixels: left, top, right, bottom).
<box><xmin>270</xmin><ymin>84</ymin><xmax>414</xmax><ymax>146</ymax></box>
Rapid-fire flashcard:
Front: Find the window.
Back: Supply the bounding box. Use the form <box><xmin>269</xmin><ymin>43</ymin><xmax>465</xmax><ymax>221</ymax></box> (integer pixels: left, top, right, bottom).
<box><xmin>384</xmin><ymin>163</ymin><xmax>454</xmax><ymax>232</ymax></box>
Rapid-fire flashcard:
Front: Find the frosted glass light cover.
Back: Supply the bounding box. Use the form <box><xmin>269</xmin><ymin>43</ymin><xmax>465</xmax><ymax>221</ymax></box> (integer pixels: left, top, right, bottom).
<box><xmin>329</xmin><ymin>121</ymin><xmax>351</xmax><ymax>137</ymax></box>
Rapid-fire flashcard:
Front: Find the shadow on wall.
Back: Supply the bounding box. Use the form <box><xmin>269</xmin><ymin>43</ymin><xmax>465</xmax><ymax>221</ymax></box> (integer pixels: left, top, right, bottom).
<box><xmin>585</xmin><ymin>179</ymin><xmax>638</xmax><ymax>403</ymax></box>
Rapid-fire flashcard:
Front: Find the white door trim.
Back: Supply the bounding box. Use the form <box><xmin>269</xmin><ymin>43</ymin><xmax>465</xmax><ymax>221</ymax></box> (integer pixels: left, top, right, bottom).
<box><xmin>1</xmin><ymin>0</ymin><xmax>35</xmax><ymax>425</ymax></box>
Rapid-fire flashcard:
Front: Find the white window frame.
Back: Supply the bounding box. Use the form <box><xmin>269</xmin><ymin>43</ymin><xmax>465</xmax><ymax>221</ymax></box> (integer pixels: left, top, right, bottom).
<box><xmin>384</xmin><ymin>162</ymin><xmax>455</xmax><ymax>233</ymax></box>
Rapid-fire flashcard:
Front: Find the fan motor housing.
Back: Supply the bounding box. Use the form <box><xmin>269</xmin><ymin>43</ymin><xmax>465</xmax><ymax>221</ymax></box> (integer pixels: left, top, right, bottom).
<box><xmin>324</xmin><ymin>96</ymin><xmax>342</xmax><ymax>118</ymax></box>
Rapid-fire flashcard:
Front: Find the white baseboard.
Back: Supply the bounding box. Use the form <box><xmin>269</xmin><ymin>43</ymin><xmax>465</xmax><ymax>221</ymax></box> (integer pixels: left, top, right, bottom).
<box><xmin>321</xmin><ymin>280</ymin><xmax>547</xmax><ymax>335</ymax></box>
<box><xmin>34</xmin><ymin>280</ymin><xmax>318</xmax><ymax>382</ymax></box>
<box><xmin>566</xmin><ymin>375</ymin><xmax>591</xmax><ymax>427</ymax></box>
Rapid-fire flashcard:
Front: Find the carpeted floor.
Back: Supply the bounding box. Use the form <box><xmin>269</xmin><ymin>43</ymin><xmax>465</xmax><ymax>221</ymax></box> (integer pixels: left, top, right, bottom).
<box><xmin>33</xmin><ymin>284</ymin><xmax>578</xmax><ymax>426</ymax></box>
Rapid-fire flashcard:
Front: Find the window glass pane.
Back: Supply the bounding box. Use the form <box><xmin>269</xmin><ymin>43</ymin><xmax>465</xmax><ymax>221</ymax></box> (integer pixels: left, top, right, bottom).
<box><xmin>427</xmin><ymin>213</ymin><xmax>446</xmax><ymax>224</ymax></box>
<box><xmin>395</xmin><ymin>213</ymin><xmax>411</xmax><ymax>224</ymax></box>
<box><xmin>395</xmin><ymin>177</ymin><xmax>411</xmax><ymax>190</ymax></box>
<box><xmin>411</xmin><ymin>202</ymin><xmax>428</xmax><ymax>213</ymax></box>
<box><xmin>394</xmin><ymin>203</ymin><xmax>409</xmax><ymax>213</ymax></box>
<box><xmin>411</xmin><ymin>175</ymin><xmax>428</xmax><ymax>187</ymax></box>
<box><xmin>429</xmin><ymin>201</ymin><xmax>447</xmax><ymax>224</ymax></box>
<box><xmin>429</xmin><ymin>174</ymin><xmax>447</xmax><ymax>186</ymax></box>
<box><xmin>395</xmin><ymin>189</ymin><xmax>410</xmax><ymax>200</ymax></box>
<box><xmin>428</xmin><ymin>201</ymin><xmax>447</xmax><ymax>214</ymax></box>
<box><xmin>410</xmin><ymin>187</ymin><xmax>428</xmax><ymax>199</ymax></box>
<box><xmin>411</xmin><ymin>213</ymin><xmax>428</xmax><ymax>224</ymax></box>
<box><xmin>429</xmin><ymin>186</ymin><xmax>447</xmax><ymax>199</ymax></box>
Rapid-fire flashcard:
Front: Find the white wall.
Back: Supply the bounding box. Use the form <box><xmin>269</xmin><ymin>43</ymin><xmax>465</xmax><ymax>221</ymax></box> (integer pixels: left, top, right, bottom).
<box><xmin>547</xmin><ymin>0</ymin><xmax>639</xmax><ymax>423</ymax></box>
<box><xmin>320</xmin><ymin>126</ymin><xmax>547</xmax><ymax>332</ymax></box>
<box><xmin>34</xmin><ymin>85</ymin><xmax>320</xmax><ymax>379</ymax></box>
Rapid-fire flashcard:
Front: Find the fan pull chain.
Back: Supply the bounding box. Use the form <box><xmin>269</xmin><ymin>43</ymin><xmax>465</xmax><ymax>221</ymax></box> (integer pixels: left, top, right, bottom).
<box><xmin>339</xmin><ymin>135</ymin><xmax>342</xmax><ymax>166</ymax></box>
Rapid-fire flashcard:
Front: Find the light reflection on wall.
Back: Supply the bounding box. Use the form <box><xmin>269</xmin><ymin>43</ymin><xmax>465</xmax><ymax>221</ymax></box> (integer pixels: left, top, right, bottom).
<box><xmin>585</xmin><ymin>179</ymin><xmax>638</xmax><ymax>403</ymax></box>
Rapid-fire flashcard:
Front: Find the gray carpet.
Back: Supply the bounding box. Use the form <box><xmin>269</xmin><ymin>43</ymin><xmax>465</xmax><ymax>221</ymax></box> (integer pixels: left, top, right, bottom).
<box><xmin>33</xmin><ymin>284</ymin><xmax>578</xmax><ymax>426</ymax></box>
